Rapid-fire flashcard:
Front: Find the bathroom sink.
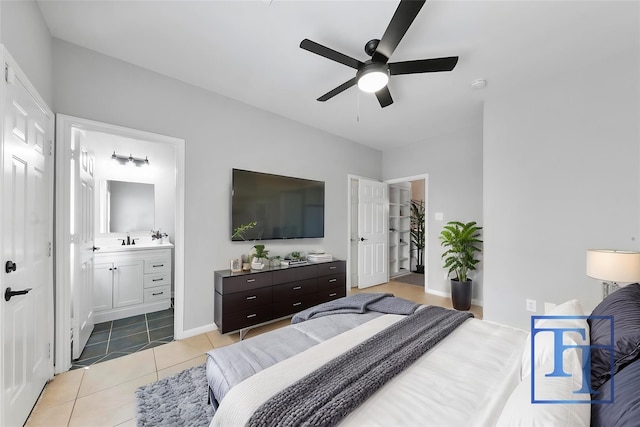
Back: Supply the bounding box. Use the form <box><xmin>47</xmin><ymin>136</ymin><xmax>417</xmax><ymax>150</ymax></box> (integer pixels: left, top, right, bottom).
<box><xmin>96</xmin><ymin>242</ymin><xmax>174</xmax><ymax>252</ymax></box>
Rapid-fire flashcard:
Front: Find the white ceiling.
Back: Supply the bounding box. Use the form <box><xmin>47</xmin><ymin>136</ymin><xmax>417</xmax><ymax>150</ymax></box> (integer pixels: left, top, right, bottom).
<box><xmin>37</xmin><ymin>1</ymin><xmax>638</xmax><ymax>150</ymax></box>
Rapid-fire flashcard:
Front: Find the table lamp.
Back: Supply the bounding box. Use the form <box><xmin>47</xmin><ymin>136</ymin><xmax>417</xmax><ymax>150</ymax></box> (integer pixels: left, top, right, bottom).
<box><xmin>586</xmin><ymin>249</ymin><xmax>640</xmax><ymax>299</ymax></box>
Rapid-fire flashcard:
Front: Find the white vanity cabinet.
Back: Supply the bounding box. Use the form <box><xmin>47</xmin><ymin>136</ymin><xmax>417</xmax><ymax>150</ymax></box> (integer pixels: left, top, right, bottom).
<box><xmin>93</xmin><ymin>245</ymin><xmax>173</xmax><ymax>323</ymax></box>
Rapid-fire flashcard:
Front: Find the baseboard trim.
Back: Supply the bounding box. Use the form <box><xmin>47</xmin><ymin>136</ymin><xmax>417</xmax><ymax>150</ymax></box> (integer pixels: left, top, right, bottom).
<box><xmin>425</xmin><ymin>288</ymin><xmax>483</xmax><ymax>307</ymax></box>
<box><xmin>176</xmin><ymin>322</ymin><xmax>218</xmax><ymax>340</ymax></box>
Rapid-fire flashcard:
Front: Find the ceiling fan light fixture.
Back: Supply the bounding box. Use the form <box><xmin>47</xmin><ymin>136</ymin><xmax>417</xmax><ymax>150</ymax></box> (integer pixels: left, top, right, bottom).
<box><xmin>357</xmin><ymin>63</ymin><xmax>389</xmax><ymax>93</ymax></box>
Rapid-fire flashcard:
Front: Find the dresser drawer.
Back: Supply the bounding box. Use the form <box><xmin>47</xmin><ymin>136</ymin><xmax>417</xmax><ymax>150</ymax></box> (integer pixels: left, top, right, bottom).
<box><xmin>144</xmin><ymin>285</ymin><xmax>171</xmax><ymax>302</ymax></box>
<box><xmin>272</xmin><ymin>293</ymin><xmax>318</xmax><ymax>318</ymax></box>
<box><xmin>317</xmin><ymin>261</ymin><xmax>345</xmax><ymax>276</ymax></box>
<box><xmin>272</xmin><ymin>269</ymin><xmax>296</xmax><ymax>285</ymax></box>
<box><xmin>144</xmin><ymin>273</ymin><xmax>171</xmax><ymax>289</ymax></box>
<box><xmin>317</xmin><ymin>286</ymin><xmax>346</xmax><ymax>304</ymax></box>
<box><xmin>217</xmin><ymin>273</ymin><xmax>272</xmax><ymax>294</ymax></box>
<box><xmin>272</xmin><ymin>278</ymin><xmax>317</xmax><ymax>302</ymax></box>
<box><xmin>295</xmin><ymin>265</ymin><xmax>318</xmax><ymax>280</ymax></box>
<box><xmin>221</xmin><ymin>305</ymin><xmax>272</xmax><ymax>333</ymax></box>
<box><xmin>145</xmin><ymin>257</ymin><xmax>171</xmax><ymax>274</ymax></box>
<box><xmin>317</xmin><ymin>274</ymin><xmax>345</xmax><ymax>291</ymax></box>
<box><xmin>221</xmin><ymin>287</ymin><xmax>272</xmax><ymax>313</ymax></box>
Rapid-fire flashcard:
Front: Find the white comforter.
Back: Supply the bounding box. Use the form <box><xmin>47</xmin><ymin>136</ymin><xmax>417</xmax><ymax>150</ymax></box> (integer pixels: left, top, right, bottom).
<box><xmin>211</xmin><ymin>313</ymin><xmax>527</xmax><ymax>427</ymax></box>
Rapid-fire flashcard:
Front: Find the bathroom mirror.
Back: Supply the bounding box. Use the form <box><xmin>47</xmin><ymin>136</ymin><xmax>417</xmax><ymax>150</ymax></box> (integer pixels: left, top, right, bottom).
<box><xmin>100</xmin><ymin>180</ymin><xmax>155</xmax><ymax>233</ymax></box>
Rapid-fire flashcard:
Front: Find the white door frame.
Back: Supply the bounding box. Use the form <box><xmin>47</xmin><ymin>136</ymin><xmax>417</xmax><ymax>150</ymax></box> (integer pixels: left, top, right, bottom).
<box><xmin>55</xmin><ymin>115</ymin><xmax>185</xmax><ymax>373</ymax></box>
<box><xmin>385</xmin><ymin>174</ymin><xmax>429</xmax><ymax>290</ymax></box>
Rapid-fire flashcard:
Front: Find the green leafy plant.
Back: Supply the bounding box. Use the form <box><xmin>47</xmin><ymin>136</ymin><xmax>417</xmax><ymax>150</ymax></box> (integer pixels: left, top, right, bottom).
<box><xmin>232</xmin><ymin>221</ymin><xmax>257</xmax><ymax>241</ymax></box>
<box><xmin>290</xmin><ymin>251</ymin><xmax>301</xmax><ymax>259</ymax></box>
<box><xmin>410</xmin><ymin>200</ymin><xmax>426</xmax><ymax>272</ymax></box>
<box><xmin>251</xmin><ymin>244</ymin><xmax>269</xmax><ymax>261</ymax></box>
<box><xmin>439</xmin><ymin>221</ymin><xmax>483</xmax><ymax>282</ymax></box>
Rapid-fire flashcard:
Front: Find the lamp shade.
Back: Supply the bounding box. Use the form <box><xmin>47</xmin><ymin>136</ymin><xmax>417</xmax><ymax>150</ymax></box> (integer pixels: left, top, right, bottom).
<box><xmin>586</xmin><ymin>249</ymin><xmax>640</xmax><ymax>283</ymax></box>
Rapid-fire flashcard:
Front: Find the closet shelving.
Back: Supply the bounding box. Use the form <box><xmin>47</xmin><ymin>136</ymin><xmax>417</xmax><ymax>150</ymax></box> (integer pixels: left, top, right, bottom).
<box><xmin>389</xmin><ymin>183</ymin><xmax>411</xmax><ymax>278</ymax></box>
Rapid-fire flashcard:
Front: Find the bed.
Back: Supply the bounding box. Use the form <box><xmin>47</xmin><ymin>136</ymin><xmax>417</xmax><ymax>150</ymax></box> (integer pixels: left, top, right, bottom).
<box><xmin>205</xmin><ymin>287</ymin><xmax>640</xmax><ymax>426</ymax></box>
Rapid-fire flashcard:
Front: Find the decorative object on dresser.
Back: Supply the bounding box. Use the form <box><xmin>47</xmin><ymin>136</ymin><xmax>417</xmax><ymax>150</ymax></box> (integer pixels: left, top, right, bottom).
<box><xmin>229</xmin><ymin>259</ymin><xmax>242</xmax><ymax>273</ymax></box>
<box><xmin>249</xmin><ymin>244</ymin><xmax>269</xmax><ymax>270</ymax></box>
<box><xmin>94</xmin><ymin>245</ymin><xmax>173</xmax><ymax>323</ymax></box>
<box><xmin>214</xmin><ymin>260</ymin><xmax>346</xmax><ymax>337</ymax></box>
<box><xmin>586</xmin><ymin>249</ymin><xmax>640</xmax><ymax>298</ymax></box>
<box><xmin>439</xmin><ymin>221</ymin><xmax>483</xmax><ymax>311</ymax></box>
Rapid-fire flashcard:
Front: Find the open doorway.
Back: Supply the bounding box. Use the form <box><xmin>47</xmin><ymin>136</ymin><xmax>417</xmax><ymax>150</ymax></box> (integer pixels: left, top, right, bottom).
<box><xmin>385</xmin><ymin>175</ymin><xmax>428</xmax><ymax>289</ymax></box>
<box><xmin>54</xmin><ymin>115</ymin><xmax>185</xmax><ymax>373</ymax></box>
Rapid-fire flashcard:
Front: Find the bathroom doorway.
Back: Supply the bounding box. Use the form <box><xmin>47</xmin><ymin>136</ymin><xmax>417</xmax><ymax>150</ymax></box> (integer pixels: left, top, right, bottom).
<box><xmin>55</xmin><ymin>115</ymin><xmax>185</xmax><ymax>373</ymax></box>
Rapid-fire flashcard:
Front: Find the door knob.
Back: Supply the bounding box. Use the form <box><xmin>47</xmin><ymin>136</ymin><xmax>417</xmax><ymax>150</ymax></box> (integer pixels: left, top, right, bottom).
<box><xmin>92</xmin><ymin>246</ymin><xmax>100</xmax><ymax>252</ymax></box>
<box><xmin>4</xmin><ymin>287</ymin><xmax>32</xmax><ymax>301</ymax></box>
<box><xmin>5</xmin><ymin>261</ymin><xmax>17</xmax><ymax>273</ymax></box>
<box><xmin>360</xmin><ymin>237</ymin><xmax>368</xmax><ymax>241</ymax></box>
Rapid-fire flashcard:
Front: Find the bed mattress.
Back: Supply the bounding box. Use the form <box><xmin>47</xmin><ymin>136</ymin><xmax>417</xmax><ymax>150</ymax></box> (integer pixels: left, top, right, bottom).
<box><xmin>211</xmin><ymin>314</ymin><xmax>527</xmax><ymax>426</ymax></box>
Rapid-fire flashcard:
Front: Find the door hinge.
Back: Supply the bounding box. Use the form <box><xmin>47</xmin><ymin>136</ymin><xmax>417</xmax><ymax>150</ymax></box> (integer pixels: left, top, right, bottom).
<box><xmin>49</xmin><ymin>140</ymin><xmax>53</xmax><ymax>156</ymax></box>
<box><xmin>48</xmin><ymin>242</ymin><xmax>52</xmax><ymax>257</ymax></box>
<box><xmin>5</xmin><ymin>65</ymin><xmax>15</xmax><ymax>84</ymax></box>
<box><xmin>48</xmin><ymin>342</ymin><xmax>51</xmax><ymax>359</ymax></box>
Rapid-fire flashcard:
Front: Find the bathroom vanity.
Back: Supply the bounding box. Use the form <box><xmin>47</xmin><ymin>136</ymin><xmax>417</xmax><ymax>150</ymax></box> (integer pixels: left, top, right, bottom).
<box><xmin>93</xmin><ymin>243</ymin><xmax>173</xmax><ymax>323</ymax></box>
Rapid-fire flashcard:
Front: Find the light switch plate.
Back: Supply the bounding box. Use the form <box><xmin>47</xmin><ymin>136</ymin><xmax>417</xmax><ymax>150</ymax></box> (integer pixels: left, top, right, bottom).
<box><xmin>526</xmin><ymin>299</ymin><xmax>537</xmax><ymax>312</ymax></box>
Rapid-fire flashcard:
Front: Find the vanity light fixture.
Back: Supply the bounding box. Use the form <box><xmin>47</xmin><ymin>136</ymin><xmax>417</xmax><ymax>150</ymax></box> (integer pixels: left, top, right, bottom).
<box><xmin>111</xmin><ymin>151</ymin><xmax>149</xmax><ymax>166</ymax></box>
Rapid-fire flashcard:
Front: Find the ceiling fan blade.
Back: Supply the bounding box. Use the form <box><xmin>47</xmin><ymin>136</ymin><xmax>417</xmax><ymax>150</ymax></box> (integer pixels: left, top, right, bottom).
<box><xmin>375</xmin><ymin>86</ymin><xmax>394</xmax><ymax>108</ymax></box>
<box><xmin>389</xmin><ymin>56</ymin><xmax>459</xmax><ymax>75</ymax></box>
<box><xmin>300</xmin><ymin>39</ymin><xmax>363</xmax><ymax>70</ymax></box>
<box><xmin>317</xmin><ymin>77</ymin><xmax>357</xmax><ymax>102</ymax></box>
<box><xmin>372</xmin><ymin>0</ymin><xmax>426</xmax><ymax>63</ymax></box>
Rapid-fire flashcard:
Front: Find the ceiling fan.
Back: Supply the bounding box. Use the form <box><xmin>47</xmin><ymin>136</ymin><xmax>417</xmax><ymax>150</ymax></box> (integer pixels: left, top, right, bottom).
<box><xmin>300</xmin><ymin>0</ymin><xmax>458</xmax><ymax>108</ymax></box>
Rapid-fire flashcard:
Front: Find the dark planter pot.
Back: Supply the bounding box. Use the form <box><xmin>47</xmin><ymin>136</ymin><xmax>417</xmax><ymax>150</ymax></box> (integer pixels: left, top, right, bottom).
<box><xmin>451</xmin><ymin>279</ymin><xmax>472</xmax><ymax>311</ymax></box>
<box><xmin>415</xmin><ymin>265</ymin><xmax>424</xmax><ymax>274</ymax></box>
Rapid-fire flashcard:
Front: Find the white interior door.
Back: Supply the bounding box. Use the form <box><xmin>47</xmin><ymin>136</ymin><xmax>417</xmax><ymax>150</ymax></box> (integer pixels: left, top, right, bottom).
<box><xmin>357</xmin><ymin>179</ymin><xmax>388</xmax><ymax>288</ymax></box>
<box><xmin>1</xmin><ymin>57</ymin><xmax>54</xmax><ymax>427</ymax></box>
<box><xmin>72</xmin><ymin>141</ymin><xmax>95</xmax><ymax>359</ymax></box>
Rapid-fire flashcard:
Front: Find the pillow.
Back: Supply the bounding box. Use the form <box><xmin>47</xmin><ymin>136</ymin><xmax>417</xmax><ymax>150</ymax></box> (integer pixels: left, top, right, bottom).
<box><xmin>498</xmin><ymin>350</ymin><xmax>591</xmax><ymax>426</ymax></box>
<box><xmin>520</xmin><ymin>299</ymin><xmax>589</xmax><ymax>380</ymax></box>
<box><xmin>588</xmin><ymin>283</ymin><xmax>640</xmax><ymax>391</ymax></box>
<box><xmin>591</xmin><ymin>357</ymin><xmax>640</xmax><ymax>427</ymax></box>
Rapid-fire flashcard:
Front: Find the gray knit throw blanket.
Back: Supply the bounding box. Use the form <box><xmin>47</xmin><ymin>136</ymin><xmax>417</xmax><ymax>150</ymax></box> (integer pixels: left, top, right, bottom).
<box><xmin>248</xmin><ymin>305</ymin><xmax>474</xmax><ymax>427</ymax></box>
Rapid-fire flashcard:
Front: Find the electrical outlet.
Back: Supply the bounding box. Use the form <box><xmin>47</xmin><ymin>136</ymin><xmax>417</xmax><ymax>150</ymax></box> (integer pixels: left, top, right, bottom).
<box><xmin>526</xmin><ymin>299</ymin><xmax>537</xmax><ymax>312</ymax></box>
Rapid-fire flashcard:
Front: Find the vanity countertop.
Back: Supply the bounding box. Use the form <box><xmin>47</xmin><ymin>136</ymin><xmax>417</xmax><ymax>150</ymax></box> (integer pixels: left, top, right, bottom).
<box><xmin>96</xmin><ymin>242</ymin><xmax>174</xmax><ymax>253</ymax></box>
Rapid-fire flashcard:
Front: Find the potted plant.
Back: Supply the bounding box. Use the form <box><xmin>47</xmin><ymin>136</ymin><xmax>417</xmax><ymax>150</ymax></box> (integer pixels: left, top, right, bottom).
<box><xmin>410</xmin><ymin>199</ymin><xmax>426</xmax><ymax>274</ymax></box>
<box><xmin>250</xmin><ymin>244</ymin><xmax>269</xmax><ymax>270</ymax></box>
<box><xmin>439</xmin><ymin>221</ymin><xmax>483</xmax><ymax>311</ymax></box>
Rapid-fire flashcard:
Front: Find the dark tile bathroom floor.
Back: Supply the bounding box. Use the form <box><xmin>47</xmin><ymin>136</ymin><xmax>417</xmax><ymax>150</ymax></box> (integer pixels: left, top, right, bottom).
<box><xmin>72</xmin><ymin>307</ymin><xmax>174</xmax><ymax>369</ymax></box>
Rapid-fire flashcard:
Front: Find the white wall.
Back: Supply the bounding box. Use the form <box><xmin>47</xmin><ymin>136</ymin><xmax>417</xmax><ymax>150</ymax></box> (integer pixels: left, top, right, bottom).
<box><xmin>52</xmin><ymin>40</ymin><xmax>382</xmax><ymax>331</ymax></box>
<box><xmin>0</xmin><ymin>0</ymin><xmax>52</xmax><ymax>107</ymax></box>
<box><xmin>483</xmin><ymin>46</ymin><xmax>640</xmax><ymax>330</ymax></box>
<box><xmin>84</xmin><ymin>131</ymin><xmax>177</xmax><ymax>245</ymax></box>
<box><xmin>382</xmin><ymin>120</ymin><xmax>484</xmax><ymax>301</ymax></box>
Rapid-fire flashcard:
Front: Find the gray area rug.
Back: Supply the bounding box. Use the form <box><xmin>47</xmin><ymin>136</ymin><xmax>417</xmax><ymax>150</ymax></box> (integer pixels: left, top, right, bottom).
<box><xmin>136</xmin><ymin>364</ymin><xmax>214</xmax><ymax>426</ymax></box>
<box><xmin>391</xmin><ymin>272</ymin><xmax>425</xmax><ymax>286</ymax></box>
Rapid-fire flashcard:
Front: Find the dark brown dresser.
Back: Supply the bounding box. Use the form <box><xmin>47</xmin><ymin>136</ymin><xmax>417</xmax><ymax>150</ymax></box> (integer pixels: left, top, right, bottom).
<box><xmin>214</xmin><ymin>260</ymin><xmax>346</xmax><ymax>334</ymax></box>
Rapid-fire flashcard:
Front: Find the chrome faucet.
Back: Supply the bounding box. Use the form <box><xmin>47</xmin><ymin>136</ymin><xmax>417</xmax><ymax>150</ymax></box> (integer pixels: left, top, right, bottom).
<box><xmin>126</xmin><ymin>233</ymin><xmax>131</xmax><ymax>245</ymax></box>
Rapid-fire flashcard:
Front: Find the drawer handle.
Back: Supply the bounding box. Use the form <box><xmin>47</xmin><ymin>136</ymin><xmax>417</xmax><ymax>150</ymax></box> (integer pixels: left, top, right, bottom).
<box><xmin>329</xmin><ymin>293</ymin><xmax>337</xmax><ymax>297</ymax></box>
<box><xmin>292</xmin><ymin>302</ymin><xmax>302</xmax><ymax>307</ymax></box>
<box><xmin>246</xmin><ymin>295</ymin><xmax>257</xmax><ymax>300</ymax></box>
<box><xmin>329</xmin><ymin>278</ymin><xmax>337</xmax><ymax>283</ymax></box>
<box><xmin>152</xmin><ymin>278</ymin><xmax>164</xmax><ymax>282</ymax></box>
<box><xmin>329</xmin><ymin>266</ymin><xmax>337</xmax><ymax>270</ymax></box>
<box><xmin>247</xmin><ymin>314</ymin><xmax>257</xmax><ymax>318</ymax></box>
<box><xmin>292</xmin><ymin>286</ymin><xmax>302</xmax><ymax>290</ymax></box>
<box><xmin>152</xmin><ymin>291</ymin><xmax>164</xmax><ymax>296</ymax></box>
<box><xmin>247</xmin><ymin>279</ymin><xmax>256</xmax><ymax>283</ymax></box>
<box><xmin>152</xmin><ymin>264</ymin><xmax>164</xmax><ymax>268</ymax></box>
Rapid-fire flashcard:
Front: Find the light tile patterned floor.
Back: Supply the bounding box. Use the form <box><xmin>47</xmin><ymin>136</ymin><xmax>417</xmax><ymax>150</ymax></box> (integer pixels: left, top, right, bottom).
<box><xmin>25</xmin><ymin>280</ymin><xmax>481</xmax><ymax>426</ymax></box>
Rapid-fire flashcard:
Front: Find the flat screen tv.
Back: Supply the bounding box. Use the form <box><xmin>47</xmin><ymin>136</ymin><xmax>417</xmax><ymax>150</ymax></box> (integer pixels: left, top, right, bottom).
<box><xmin>231</xmin><ymin>169</ymin><xmax>325</xmax><ymax>241</ymax></box>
